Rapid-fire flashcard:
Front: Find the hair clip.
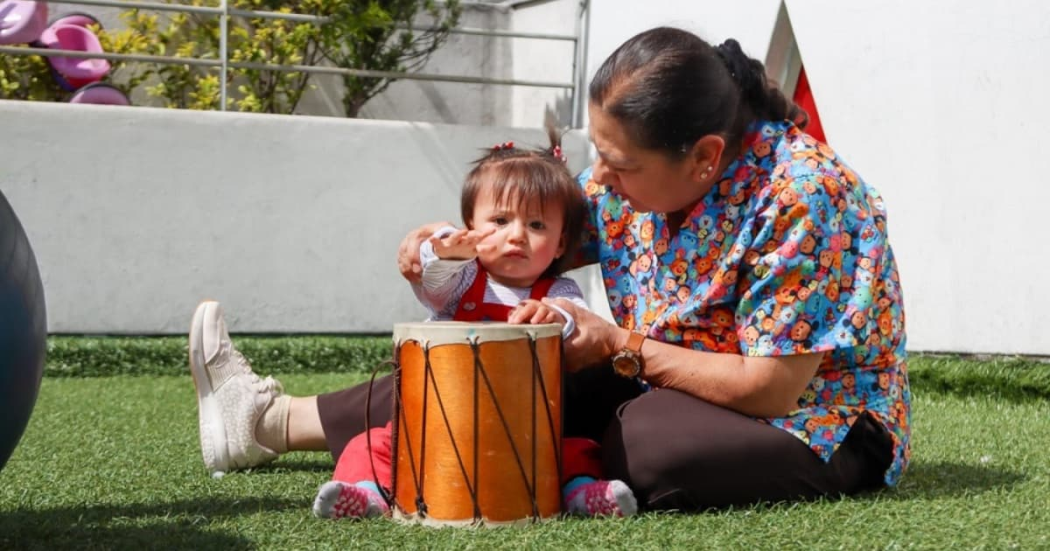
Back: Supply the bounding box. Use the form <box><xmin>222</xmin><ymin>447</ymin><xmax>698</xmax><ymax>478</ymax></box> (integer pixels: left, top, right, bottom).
<box><xmin>552</xmin><ymin>145</ymin><xmax>567</xmax><ymax>164</ymax></box>
<box><xmin>492</xmin><ymin>141</ymin><xmax>514</xmax><ymax>151</ymax></box>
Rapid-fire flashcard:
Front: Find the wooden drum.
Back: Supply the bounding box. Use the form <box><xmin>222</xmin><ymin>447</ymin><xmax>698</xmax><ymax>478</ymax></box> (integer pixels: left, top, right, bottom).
<box><xmin>390</xmin><ymin>322</ymin><xmax>563</xmax><ymax>527</ymax></box>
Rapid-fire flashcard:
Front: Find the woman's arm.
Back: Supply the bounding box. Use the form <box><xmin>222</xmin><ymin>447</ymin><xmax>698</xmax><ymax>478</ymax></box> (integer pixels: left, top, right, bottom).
<box><xmin>545</xmin><ymin>297</ymin><xmax>822</xmax><ymax>418</ymax></box>
<box><xmin>398</xmin><ymin>221</ymin><xmax>457</xmax><ymax>284</ymax></box>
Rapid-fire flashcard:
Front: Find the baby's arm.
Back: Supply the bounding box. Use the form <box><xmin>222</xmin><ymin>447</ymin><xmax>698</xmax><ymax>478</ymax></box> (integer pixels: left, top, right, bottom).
<box><xmin>427</xmin><ymin>227</ymin><xmax>493</xmax><ymax>261</ymax></box>
<box><xmin>412</xmin><ymin>227</ymin><xmax>476</xmax><ymax>317</ymax></box>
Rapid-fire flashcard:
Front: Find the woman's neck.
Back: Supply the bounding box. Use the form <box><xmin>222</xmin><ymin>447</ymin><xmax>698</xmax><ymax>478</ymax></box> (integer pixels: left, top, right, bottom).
<box><xmin>665</xmin><ymin>144</ymin><xmax>741</xmax><ymax>238</ymax></box>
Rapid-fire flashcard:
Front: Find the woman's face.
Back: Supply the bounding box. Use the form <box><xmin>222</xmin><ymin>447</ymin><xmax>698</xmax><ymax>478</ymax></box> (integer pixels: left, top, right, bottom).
<box><xmin>588</xmin><ymin>103</ymin><xmax>703</xmax><ymax>214</ymax></box>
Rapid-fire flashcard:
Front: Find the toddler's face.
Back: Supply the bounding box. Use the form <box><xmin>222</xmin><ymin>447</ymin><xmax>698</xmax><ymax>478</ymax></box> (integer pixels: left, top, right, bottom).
<box><xmin>470</xmin><ymin>184</ymin><xmax>565</xmax><ymax>288</ymax></box>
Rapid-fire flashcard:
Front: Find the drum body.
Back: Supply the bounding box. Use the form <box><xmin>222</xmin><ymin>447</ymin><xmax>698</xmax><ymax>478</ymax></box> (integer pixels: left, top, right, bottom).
<box><xmin>391</xmin><ymin>322</ymin><xmax>563</xmax><ymax>527</ymax></box>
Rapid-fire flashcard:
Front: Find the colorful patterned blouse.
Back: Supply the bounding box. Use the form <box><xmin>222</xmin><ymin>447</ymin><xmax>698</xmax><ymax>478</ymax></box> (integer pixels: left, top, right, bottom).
<box><xmin>577</xmin><ymin>120</ymin><xmax>911</xmax><ymax>485</ymax></box>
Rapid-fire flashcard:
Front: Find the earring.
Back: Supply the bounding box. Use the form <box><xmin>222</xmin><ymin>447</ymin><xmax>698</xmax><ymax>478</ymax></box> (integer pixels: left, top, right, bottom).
<box><xmin>701</xmin><ymin>166</ymin><xmax>712</xmax><ymax>179</ymax></box>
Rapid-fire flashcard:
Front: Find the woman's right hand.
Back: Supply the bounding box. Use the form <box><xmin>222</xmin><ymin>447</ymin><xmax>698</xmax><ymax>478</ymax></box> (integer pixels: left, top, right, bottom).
<box><xmin>397</xmin><ymin>221</ymin><xmax>456</xmax><ymax>283</ymax></box>
<box><xmin>541</xmin><ymin>297</ymin><xmax>625</xmax><ymax>371</ymax></box>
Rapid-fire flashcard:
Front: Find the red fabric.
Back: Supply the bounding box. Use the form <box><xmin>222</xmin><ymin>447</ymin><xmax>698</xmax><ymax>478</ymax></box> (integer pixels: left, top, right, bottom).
<box><xmin>332</xmin><ymin>422</ymin><xmax>602</xmax><ymax>488</ymax></box>
<box><xmin>452</xmin><ymin>262</ymin><xmax>557</xmax><ymax>322</ymax></box>
<box><xmin>560</xmin><ymin>436</ymin><xmax>603</xmax><ymax>483</ymax></box>
<box><xmin>793</xmin><ymin>65</ymin><xmax>827</xmax><ymax>143</ymax></box>
<box><xmin>332</xmin><ymin>423</ymin><xmax>394</xmax><ymax>487</ymax></box>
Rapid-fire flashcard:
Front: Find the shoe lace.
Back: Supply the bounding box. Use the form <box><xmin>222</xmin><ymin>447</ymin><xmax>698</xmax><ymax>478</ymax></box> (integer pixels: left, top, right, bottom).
<box><xmin>231</xmin><ymin>348</ymin><xmax>284</xmax><ymax>395</ymax></box>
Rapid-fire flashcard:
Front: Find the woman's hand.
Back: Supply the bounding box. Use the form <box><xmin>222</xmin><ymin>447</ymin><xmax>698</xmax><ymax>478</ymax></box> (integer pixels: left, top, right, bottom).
<box><xmin>541</xmin><ymin>297</ymin><xmax>625</xmax><ymax>372</ymax></box>
<box><xmin>508</xmin><ymin>299</ymin><xmax>566</xmax><ymax>326</ymax></box>
<box><xmin>397</xmin><ymin>221</ymin><xmax>456</xmax><ymax>283</ymax></box>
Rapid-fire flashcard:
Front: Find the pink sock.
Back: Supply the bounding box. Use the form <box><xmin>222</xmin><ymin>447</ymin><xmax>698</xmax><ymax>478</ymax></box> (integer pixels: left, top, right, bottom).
<box><xmin>312</xmin><ymin>480</ymin><xmax>389</xmax><ymax>519</ymax></box>
<box><xmin>564</xmin><ymin>479</ymin><xmax>639</xmax><ymax>517</ymax></box>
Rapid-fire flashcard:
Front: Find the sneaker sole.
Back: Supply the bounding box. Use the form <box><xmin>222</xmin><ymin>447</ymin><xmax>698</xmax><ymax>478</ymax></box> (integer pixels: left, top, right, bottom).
<box><xmin>189</xmin><ymin>300</ymin><xmax>231</xmax><ymax>475</ymax></box>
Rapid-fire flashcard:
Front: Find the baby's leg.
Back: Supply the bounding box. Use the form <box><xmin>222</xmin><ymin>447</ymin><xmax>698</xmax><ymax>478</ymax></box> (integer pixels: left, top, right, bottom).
<box><xmin>313</xmin><ymin>423</ymin><xmax>393</xmax><ymax>519</ymax></box>
<box><xmin>313</xmin><ymin>480</ymin><xmax>389</xmax><ymax>519</ymax></box>
<box><xmin>564</xmin><ymin>477</ymin><xmax>638</xmax><ymax>517</ymax></box>
<box><xmin>561</xmin><ymin>437</ymin><xmax>638</xmax><ymax>517</ymax></box>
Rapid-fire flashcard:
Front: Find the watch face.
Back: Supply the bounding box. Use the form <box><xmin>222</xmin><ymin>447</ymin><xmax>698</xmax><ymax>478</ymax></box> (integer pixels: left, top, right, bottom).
<box><xmin>613</xmin><ymin>355</ymin><xmax>639</xmax><ymax>377</ymax></box>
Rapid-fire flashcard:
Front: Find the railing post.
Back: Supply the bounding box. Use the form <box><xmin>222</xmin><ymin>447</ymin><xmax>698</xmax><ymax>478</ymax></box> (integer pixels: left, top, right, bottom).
<box><xmin>571</xmin><ymin>0</ymin><xmax>590</xmax><ymax>129</ymax></box>
<box><xmin>219</xmin><ymin>0</ymin><xmax>229</xmax><ymax>111</ymax></box>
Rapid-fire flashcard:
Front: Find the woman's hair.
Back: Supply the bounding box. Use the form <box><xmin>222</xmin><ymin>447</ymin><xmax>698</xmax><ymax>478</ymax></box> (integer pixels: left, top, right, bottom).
<box><xmin>589</xmin><ymin>27</ymin><xmax>808</xmax><ymax>158</ymax></box>
<box><xmin>461</xmin><ymin>124</ymin><xmax>587</xmax><ymax>278</ymax></box>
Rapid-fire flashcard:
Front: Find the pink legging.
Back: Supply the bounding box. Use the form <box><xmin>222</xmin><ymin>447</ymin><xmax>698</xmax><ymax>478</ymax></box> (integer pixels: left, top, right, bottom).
<box><xmin>332</xmin><ymin>422</ymin><xmax>603</xmax><ymax>489</ymax></box>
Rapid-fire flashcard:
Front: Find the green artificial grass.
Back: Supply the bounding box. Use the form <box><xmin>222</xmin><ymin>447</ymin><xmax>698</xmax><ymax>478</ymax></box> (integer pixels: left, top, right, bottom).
<box><xmin>1</xmin><ymin>338</ymin><xmax>1048</xmax><ymax>549</ymax></box>
<box><xmin>2</xmin><ymin>373</ymin><xmax>1047</xmax><ymax>550</ymax></box>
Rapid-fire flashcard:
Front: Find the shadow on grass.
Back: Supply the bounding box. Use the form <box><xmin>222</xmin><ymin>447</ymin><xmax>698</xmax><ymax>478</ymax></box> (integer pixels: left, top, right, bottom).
<box><xmin>888</xmin><ymin>460</ymin><xmax>1026</xmax><ymax>499</ymax></box>
<box><xmin>266</xmin><ymin>458</ymin><xmax>334</xmax><ymax>474</ymax></box>
<box><xmin>0</xmin><ymin>496</ymin><xmax>301</xmax><ymax>550</ymax></box>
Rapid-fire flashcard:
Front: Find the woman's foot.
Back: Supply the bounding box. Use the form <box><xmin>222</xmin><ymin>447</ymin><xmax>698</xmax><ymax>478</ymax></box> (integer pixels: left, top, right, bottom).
<box><xmin>189</xmin><ymin>300</ymin><xmax>285</xmax><ymax>476</ymax></box>
<box><xmin>565</xmin><ymin>479</ymin><xmax>638</xmax><ymax>517</ymax></box>
<box><xmin>313</xmin><ymin>481</ymin><xmax>390</xmax><ymax>519</ymax></box>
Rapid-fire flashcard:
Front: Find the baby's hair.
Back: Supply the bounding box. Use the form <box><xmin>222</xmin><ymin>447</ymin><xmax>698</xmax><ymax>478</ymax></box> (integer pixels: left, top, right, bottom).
<box><xmin>461</xmin><ymin>121</ymin><xmax>587</xmax><ymax>278</ymax></box>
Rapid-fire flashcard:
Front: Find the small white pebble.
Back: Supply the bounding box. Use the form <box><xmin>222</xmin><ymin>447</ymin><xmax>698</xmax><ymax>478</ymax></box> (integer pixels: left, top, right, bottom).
<box><xmin>212</xmin><ymin>471</ymin><xmax>226</xmax><ymax>479</ymax></box>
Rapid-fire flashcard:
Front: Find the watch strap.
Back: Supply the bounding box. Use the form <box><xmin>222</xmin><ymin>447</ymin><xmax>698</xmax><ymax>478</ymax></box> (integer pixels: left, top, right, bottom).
<box><xmin>625</xmin><ymin>331</ymin><xmax>646</xmax><ymax>355</ymax></box>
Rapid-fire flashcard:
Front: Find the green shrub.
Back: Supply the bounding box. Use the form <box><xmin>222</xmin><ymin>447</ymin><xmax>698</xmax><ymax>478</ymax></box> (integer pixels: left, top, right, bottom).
<box><xmin>45</xmin><ymin>335</ymin><xmax>395</xmax><ymax>377</ymax></box>
<box><xmin>2</xmin><ymin>0</ymin><xmax>460</xmax><ymax>115</ymax></box>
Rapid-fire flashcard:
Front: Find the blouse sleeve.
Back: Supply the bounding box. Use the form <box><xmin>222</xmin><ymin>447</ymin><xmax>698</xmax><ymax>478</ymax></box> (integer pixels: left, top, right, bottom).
<box><xmin>735</xmin><ymin>172</ymin><xmax>865</xmax><ymax>357</ymax></box>
<box><xmin>412</xmin><ymin>226</ymin><xmax>476</xmax><ymax>318</ymax></box>
<box><xmin>546</xmin><ymin>277</ymin><xmax>589</xmax><ymax>339</ymax></box>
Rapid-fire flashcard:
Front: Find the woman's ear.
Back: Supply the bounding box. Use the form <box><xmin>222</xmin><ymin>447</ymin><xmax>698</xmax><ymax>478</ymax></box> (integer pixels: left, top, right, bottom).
<box><xmin>686</xmin><ymin>135</ymin><xmax>726</xmax><ymax>183</ymax></box>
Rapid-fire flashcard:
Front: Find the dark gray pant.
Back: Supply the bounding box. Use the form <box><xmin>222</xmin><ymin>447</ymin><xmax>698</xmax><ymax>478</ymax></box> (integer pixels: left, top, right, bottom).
<box><xmin>317</xmin><ymin>367</ymin><xmax>892</xmax><ymax>511</ymax></box>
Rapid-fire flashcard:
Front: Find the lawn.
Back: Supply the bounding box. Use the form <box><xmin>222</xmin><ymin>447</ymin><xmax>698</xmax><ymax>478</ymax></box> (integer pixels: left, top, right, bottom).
<box><xmin>1</xmin><ymin>339</ymin><xmax>1048</xmax><ymax>550</ymax></box>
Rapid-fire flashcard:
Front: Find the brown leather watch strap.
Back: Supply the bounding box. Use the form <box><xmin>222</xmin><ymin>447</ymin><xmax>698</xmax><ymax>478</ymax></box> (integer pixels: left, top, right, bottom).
<box><xmin>626</xmin><ymin>331</ymin><xmax>646</xmax><ymax>355</ymax></box>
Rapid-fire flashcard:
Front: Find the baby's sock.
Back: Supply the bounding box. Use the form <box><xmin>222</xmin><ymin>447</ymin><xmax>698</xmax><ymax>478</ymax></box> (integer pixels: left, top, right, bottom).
<box><xmin>312</xmin><ymin>480</ymin><xmax>389</xmax><ymax>519</ymax></box>
<box><xmin>563</xmin><ymin>477</ymin><xmax>638</xmax><ymax>517</ymax></box>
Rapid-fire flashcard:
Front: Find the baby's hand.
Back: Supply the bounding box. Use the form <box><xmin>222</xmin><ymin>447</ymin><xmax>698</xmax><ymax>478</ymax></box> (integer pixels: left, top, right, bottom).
<box><xmin>429</xmin><ymin>228</ymin><xmax>495</xmax><ymax>260</ymax></box>
<box><xmin>508</xmin><ymin>299</ymin><xmax>566</xmax><ymax>326</ymax></box>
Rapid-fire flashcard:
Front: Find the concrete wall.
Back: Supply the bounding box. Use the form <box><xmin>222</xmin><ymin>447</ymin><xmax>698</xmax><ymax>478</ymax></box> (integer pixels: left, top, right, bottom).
<box><xmin>0</xmin><ymin>100</ymin><xmax>592</xmax><ymax>334</ymax></box>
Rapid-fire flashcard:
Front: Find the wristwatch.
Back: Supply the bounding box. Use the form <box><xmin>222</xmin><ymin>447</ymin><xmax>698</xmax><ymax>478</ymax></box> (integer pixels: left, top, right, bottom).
<box><xmin>611</xmin><ymin>332</ymin><xmax>646</xmax><ymax>378</ymax></box>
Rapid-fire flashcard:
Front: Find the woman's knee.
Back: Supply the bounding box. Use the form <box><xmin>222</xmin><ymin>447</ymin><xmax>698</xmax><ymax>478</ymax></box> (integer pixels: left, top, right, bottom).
<box><xmin>600</xmin><ymin>392</ymin><xmax>694</xmax><ymax>496</ymax></box>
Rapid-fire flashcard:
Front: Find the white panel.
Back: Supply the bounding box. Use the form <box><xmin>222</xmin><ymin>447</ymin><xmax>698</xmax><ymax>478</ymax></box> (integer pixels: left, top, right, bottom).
<box><xmin>785</xmin><ymin>0</ymin><xmax>1050</xmax><ymax>354</ymax></box>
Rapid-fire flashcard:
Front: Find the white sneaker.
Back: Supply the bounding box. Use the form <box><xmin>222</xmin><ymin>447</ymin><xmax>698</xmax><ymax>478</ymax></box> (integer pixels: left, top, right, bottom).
<box><xmin>189</xmin><ymin>300</ymin><xmax>281</xmax><ymax>476</ymax></box>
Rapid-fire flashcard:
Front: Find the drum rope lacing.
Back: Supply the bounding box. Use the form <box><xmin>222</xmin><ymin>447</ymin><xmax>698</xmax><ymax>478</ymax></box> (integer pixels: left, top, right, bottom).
<box><xmin>387</xmin><ymin>332</ymin><xmax>562</xmax><ymax>524</ymax></box>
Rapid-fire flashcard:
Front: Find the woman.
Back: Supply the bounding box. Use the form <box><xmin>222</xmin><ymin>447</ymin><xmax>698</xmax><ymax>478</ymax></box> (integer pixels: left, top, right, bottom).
<box><xmin>190</xmin><ymin>27</ymin><xmax>909</xmax><ymax>510</ymax></box>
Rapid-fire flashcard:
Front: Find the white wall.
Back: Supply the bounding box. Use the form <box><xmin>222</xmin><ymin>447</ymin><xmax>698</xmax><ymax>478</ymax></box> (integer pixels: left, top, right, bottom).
<box><xmin>779</xmin><ymin>0</ymin><xmax>1050</xmax><ymax>355</ymax></box>
<box><xmin>0</xmin><ymin>100</ymin><xmax>591</xmax><ymax>334</ymax></box>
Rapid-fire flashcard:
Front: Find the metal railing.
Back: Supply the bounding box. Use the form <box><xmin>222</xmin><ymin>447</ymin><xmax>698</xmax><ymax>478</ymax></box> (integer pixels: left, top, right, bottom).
<box><xmin>0</xmin><ymin>0</ymin><xmax>591</xmax><ymax>126</ymax></box>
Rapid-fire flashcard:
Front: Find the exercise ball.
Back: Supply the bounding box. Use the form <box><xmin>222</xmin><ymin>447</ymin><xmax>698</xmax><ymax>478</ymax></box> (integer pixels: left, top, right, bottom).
<box><xmin>0</xmin><ymin>189</ymin><xmax>47</xmax><ymax>473</ymax></box>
